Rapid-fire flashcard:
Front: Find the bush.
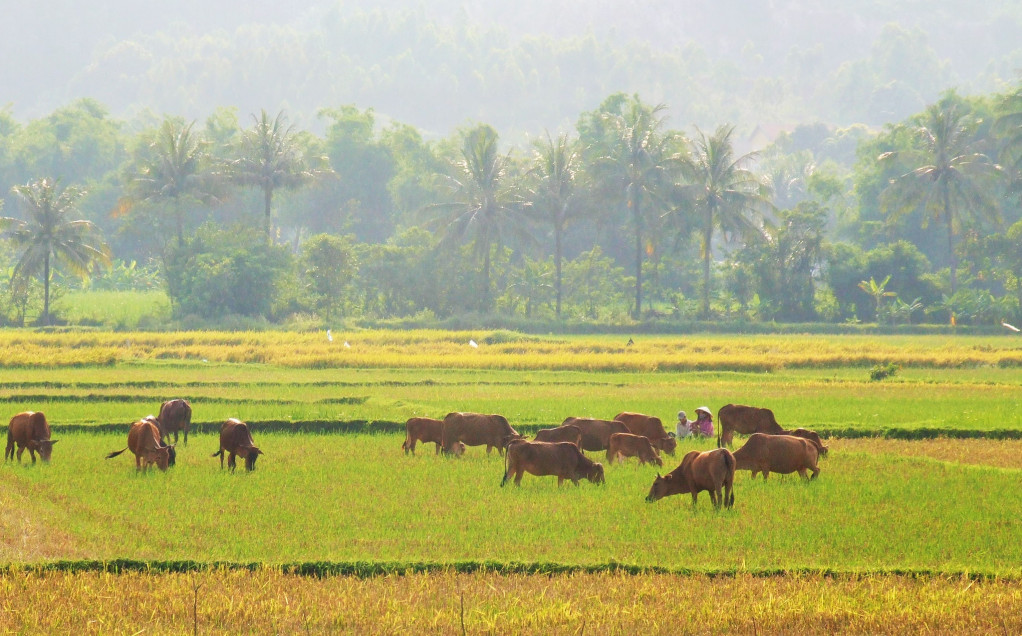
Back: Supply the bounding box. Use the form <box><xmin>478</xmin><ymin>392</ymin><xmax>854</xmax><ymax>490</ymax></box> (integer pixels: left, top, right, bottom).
<box><xmin>869</xmin><ymin>361</ymin><xmax>899</xmax><ymax>381</ymax></box>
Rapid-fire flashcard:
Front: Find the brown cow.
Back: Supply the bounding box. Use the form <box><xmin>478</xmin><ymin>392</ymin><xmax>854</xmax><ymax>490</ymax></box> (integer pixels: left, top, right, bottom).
<box><xmin>402</xmin><ymin>417</ymin><xmax>444</xmax><ymax>455</ymax></box>
<box><xmin>501</xmin><ymin>440</ymin><xmax>605</xmax><ymax>487</ymax></box>
<box><xmin>533</xmin><ymin>424</ymin><xmax>583</xmax><ymax>446</ymax></box>
<box><xmin>157</xmin><ymin>399</ymin><xmax>192</xmax><ymax>445</ymax></box>
<box><xmin>212</xmin><ymin>418</ymin><xmax>263</xmax><ymax>472</ymax></box>
<box><xmin>560</xmin><ymin>417</ymin><xmax>629</xmax><ymax>453</ymax></box>
<box><xmin>781</xmin><ymin>428</ymin><xmax>829</xmax><ymax>457</ymax></box>
<box><xmin>106</xmin><ymin>418</ymin><xmax>173</xmax><ymax>472</ymax></box>
<box><xmin>441</xmin><ymin>412</ymin><xmax>522</xmax><ymax>455</ymax></box>
<box><xmin>732</xmin><ymin>433</ymin><xmax>820</xmax><ymax>480</ymax></box>
<box><xmin>717</xmin><ymin>404</ymin><xmax>784</xmax><ymax>447</ymax></box>
<box><xmin>645</xmin><ymin>448</ymin><xmax>735</xmax><ymax>509</ymax></box>
<box><xmin>614</xmin><ymin>411</ymin><xmax>678</xmax><ymax>456</ymax></box>
<box><xmin>5</xmin><ymin>411</ymin><xmax>58</xmax><ymax>463</ymax></box>
<box><xmin>607</xmin><ymin>432</ymin><xmax>663</xmax><ymax>466</ymax></box>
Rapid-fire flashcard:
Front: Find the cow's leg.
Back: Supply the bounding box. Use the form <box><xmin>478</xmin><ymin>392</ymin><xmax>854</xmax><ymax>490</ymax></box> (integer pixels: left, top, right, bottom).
<box><xmin>798</xmin><ymin>468</ymin><xmax>809</xmax><ymax>480</ymax></box>
<box><xmin>228</xmin><ymin>452</ymin><xmax>238</xmax><ymax>472</ymax></box>
<box><xmin>135</xmin><ymin>455</ymin><xmax>142</xmax><ymax>471</ymax></box>
<box><xmin>709</xmin><ymin>489</ymin><xmax>719</xmax><ymax>509</ymax></box>
<box><xmin>16</xmin><ymin>446</ymin><xmax>24</xmax><ymax>462</ymax></box>
<box><xmin>29</xmin><ymin>448</ymin><xmax>37</xmax><ymax>464</ymax></box>
<box><xmin>219</xmin><ymin>450</ymin><xmax>225</xmax><ymax>470</ymax></box>
<box><xmin>761</xmin><ymin>470</ymin><xmax>770</xmax><ymax>481</ymax></box>
<box><xmin>514</xmin><ymin>470</ymin><xmax>523</xmax><ymax>486</ymax></box>
<box><xmin>690</xmin><ymin>493</ymin><xmax>699</xmax><ymax>507</ymax></box>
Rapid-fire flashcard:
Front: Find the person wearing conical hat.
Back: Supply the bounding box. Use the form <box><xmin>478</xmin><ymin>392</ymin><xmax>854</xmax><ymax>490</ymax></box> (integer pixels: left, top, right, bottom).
<box><xmin>693</xmin><ymin>406</ymin><xmax>714</xmax><ymax>437</ymax></box>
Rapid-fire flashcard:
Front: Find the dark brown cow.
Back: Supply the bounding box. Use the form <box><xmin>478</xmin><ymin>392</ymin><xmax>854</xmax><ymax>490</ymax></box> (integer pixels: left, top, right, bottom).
<box><xmin>534</xmin><ymin>424</ymin><xmax>583</xmax><ymax>446</ymax></box>
<box><xmin>402</xmin><ymin>417</ymin><xmax>444</xmax><ymax>455</ymax></box>
<box><xmin>645</xmin><ymin>448</ymin><xmax>735</xmax><ymax>509</ymax></box>
<box><xmin>441</xmin><ymin>412</ymin><xmax>522</xmax><ymax>455</ymax></box>
<box><xmin>5</xmin><ymin>411</ymin><xmax>58</xmax><ymax>463</ymax></box>
<box><xmin>781</xmin><ymin>428</ymin><xmax>829</xmax><ymax>457</ymax></box>
<box><xmin>106</xmin><ymin>418</ymin><xmax>173</xmax><ymax>471</ymax></box>
<box><xmin>614</xmin><ymin>411</ymin><xmax>678</xmax><ymax>456</ymax></box>
<box><xmin>157</xmin><ymin>399</ymin><xmax>192</xmax><ymax>445</ymax></box>
<box><xmin>717</xmin><ymin>404</ymin><xmax>784</xmax><ymax>447</ymax></box>
<box><xmin>501</xmin><ymin>440</ymin><xmax>605</xmax><ymax>487</ymax></box>
<box><xmin>732</xmin><ymin>433</ymin><xmax>820</xmax><ymax>480</ymax></box>
<box><xmin>560</xmin><ymin>417</ymin><xmax>629</xmax><ymax>453</ymax></box>
<box><xmin>212</xmin><ymin>418</ymin><xmax>263</xmax><ymax>472</ymax></box>
<box><xmin>607</xmin><ymin>432</ymin><xmax>663</xmax><ymax>466</ymax></box>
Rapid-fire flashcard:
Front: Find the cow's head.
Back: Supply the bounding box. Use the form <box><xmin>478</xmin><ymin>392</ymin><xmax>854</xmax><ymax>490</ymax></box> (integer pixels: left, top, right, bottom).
<box><xmin>34</xmin><ymin>439</ymin><xmax>58</xmax><ymax>462</ymax></box>
<box><xmin>502</xmin><ymin>433</ymin><xmax>524</xmax><ymax>448</ymax></box>
<box><xmin>150</xmin><ymin>446</ymin><xmax>172</xmax><ymax>471</ymax></box>
<box><xmin>649</xmin><ymin>453</ymin><xmax>664</xmax><ymax>468</ymax></box>
<box><xmin>587</xmin><ymin>462</ymin><xmax>605</xmax><ymax>485</ymax></box>
<box><xmin>443</xmin><ymin>441</ymin><xmax>466</xmax><ymax>457</ymax></box>
<box><xmin>646</xmin><ymin>473</ymin><xmax>677</xmax><ymax>502</ymax></box>
<box><xmin>659</xmin><ymin>436</ymin><xmax>678</xmax><ymax>456</ymax></box>
<box><xmin>243</xmin><ymin>446</ymin><xmax>263</xmax><ymax>471</ymax></box>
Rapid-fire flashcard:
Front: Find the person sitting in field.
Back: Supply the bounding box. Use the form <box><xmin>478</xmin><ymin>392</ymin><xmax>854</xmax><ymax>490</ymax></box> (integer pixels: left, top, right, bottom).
<box><xmin>693</xmin><ymin>406</ymin><xmax>714</xmax><ymax>437</ymax></box>
<box><xmin>676</xmin><ymin>411</ymin><xmax>693</xmax><ymax>438</ymax></box>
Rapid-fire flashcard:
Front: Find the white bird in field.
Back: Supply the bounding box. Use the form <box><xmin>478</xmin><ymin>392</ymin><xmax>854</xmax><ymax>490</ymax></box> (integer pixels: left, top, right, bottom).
<box><xmin>469</xmin><ymin>339</ymin><xmax>478</xmax><ymax>348</ymax></box>
<box><xmin>343</xmin><ymin>341</ymin><xmax>351</xmax><ymax>349</ymax></box>
<box><xmin>327</xmin><ymin>329</ymin><xmax>333</xmax><ymax>342</ymax></box>
<box><xmin>1002</xmin><ymin>321</ymin><xmax>1020</xmax><ymax>333</ymax></box>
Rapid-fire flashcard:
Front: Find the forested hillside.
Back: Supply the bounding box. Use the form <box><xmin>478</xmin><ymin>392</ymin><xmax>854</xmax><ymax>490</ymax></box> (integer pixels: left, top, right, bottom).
<box><xmin>3</xmin><ymin>1</ymin><xmax>1022</xmax><ymax>137</ymax></box>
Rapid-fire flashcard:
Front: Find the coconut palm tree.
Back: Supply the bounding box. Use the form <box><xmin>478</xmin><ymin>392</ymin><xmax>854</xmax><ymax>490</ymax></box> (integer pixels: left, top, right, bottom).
<box><xmin>880</xmin><ymin>94</ymin><xmax>1001</xmax><ymax>295</ymax></box>
<box><xmin>129</xmin><ymin>117</ymin><xmax>214</xmax><ymax>246</ymax></box>
<box><xmin>0</xmin><ymin>178</ymin><xmax>111</xmax><ymax>324</ymax></box>
<box><xmin>527</xmin><ymin>131</ymin><xmax>584</xmax><ymax>318</ymax></box>
<box><xmin>427</xmin><ymin>124</ymin><xmax>529</xmax><ymax>311</ymax></box>
<box><xmin>594</xmin><ymin>98</ymin><xmax>683</xmax><ymax>319</ymax></box>
<box><xmin>673</xmin><ymin>125</ymin><xmax>772</xmax><ymax>318</ymax></box>
<box><xmin>232</xmin><ymin>110</ymin><xmax>318</xmax><ymax>242</ymax></box>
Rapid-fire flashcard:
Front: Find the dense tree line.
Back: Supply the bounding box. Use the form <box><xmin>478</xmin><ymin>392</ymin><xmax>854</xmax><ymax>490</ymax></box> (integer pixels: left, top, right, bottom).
<box><xmin>2</xmin><ymin>84</ymin><xmax>1022</xmax><ymax>328</ymax></box>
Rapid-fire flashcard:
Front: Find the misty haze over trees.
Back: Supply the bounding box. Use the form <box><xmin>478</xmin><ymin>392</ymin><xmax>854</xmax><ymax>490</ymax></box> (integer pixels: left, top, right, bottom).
<box><xmin>1</xmin><ymin>0</ymin><xmax>1022</xmax><ymax>329</ymax></box>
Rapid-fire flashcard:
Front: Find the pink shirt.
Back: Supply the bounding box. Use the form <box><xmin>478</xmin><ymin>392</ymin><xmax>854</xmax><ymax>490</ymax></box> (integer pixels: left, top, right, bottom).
<box><xmin>697</xmin><ymin>417</ymin><xmax>713</xmax><ymax>437</ymax></box>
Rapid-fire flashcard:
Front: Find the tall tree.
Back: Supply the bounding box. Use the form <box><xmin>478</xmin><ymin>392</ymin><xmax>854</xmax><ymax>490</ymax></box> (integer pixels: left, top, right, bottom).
<box><xmin>674</xmin><ymin>124</ymin><xmax>771</xmax><ymax>318</ymax></box>
<box><xmin>879</xmin><ymin>94</ymin><xmax>1001</xmax><ymax>295</ymax></box>
<box><xmin>0</xmin><ymin>178</ymin><xmax>111</xmax><ymax>324</ymax></box>
<box><xmin>128</xmin><ymin>117</ymin><xmax>214</xmax><ymax>246</ymax></box>
<box><xmin>232</xmin><ymin>110</ymin><xmax>319</xmax><ymax>242</ymax></box>
<box><xmin>427</xmin><ymin>124</ymin><xmax>528</xmax><ymax>311</ymax></box>
<box><xmin>528</xmin><ymin>131</ymin><xmax>584</xmax><ymax>318</ymax></box>
<box><xmin>593</xmin><ymin>97</ymin><xmax>682</xmax><ymax>319</ymax></box>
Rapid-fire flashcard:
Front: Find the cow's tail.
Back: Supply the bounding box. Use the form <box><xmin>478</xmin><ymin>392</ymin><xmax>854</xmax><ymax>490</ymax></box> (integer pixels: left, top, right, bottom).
<box><xmin>722</xmin><ymin>450</ymin><xmax>735</xmax><ymax>509</ymax></box>
<box><xmin>105</xmin><ymin>448</ymin><xmax>128</xmax><ymax>459</ymax></box>
<box><xmin>211</xmin><ymin>449</ymin><xmax>224</xmax><ymax>458</ymax></box>
<box><xmin>500</xmin><ymin>448</ymin><xmax>510</xmax><ymax>487</ymax></box>
<box><xmin>716</xmin><ymin>429</ymin><xmax>722</xmax><ymax>448</ymax></box>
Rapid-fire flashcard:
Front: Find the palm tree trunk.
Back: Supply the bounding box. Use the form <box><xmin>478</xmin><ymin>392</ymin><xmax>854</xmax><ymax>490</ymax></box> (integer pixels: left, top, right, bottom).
<box><xmin>944</xmin><ymin>183</ymin><xmax>956</xmax><ymax>295</ymax></box>
<box><xmin>482</xmin><ymin>246</ymin><xmax>491</xmax><ymax>312</ymax></box>
<box><xmin>264</xmin><ymin>186</ymin><xmax>274</xmax><ymax>243</ymax></box>
<box><xmin>554</xmin><ymin>221</ymin><xmax>563</xmax><ymax>319</ymax></box>
<box><xmin>632</xmin><ymin>187</ymin><xmax>643</xmax><ymax>320</ymax></box>
<box><xmin>42</xmin><ymin>253</ymin><xmax>51</xmax><ymax>326</ymax></box>
<box><xmin>701</xmin><ymin>206</ymin><xmax>714</xmax><ymax>319</ymax></box>
<box><xmin>175</xmin><ymin>198</ymin><xmax>184</xmax><ymax>247</ymax></box>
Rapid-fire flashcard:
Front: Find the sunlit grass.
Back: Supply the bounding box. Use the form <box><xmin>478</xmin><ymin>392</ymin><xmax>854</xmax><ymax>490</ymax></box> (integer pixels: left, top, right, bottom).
<box><xmin>51</xmin><ymin>290</ymin><xmax>171</xmax><ymax>329</ymax></box>
<box><xmin>1</xmin><ymin>569</ymin><xmax>1020</xmax><ymax>634</ymax></box>
<box><xmin>1</xmin><ymin>434</ymin><xmax>1019</xmax><ymax>574</ymax></box>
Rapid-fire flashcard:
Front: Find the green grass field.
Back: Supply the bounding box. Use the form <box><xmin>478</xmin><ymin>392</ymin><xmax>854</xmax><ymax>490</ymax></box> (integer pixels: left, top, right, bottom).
<box><xmin>2</xmin><ymin>330</ymin><xmax>1022</xmax><ymax>632</ymax></box>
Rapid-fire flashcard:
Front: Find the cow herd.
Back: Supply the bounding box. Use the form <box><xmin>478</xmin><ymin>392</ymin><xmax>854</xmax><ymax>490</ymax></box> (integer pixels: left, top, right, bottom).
<box><xmin>4</xmin><ymin>400</ymin><xmax>825</xmax><ymax>509</ymax></box>
<box><xmin>4</xmin><ymin>399</ymin><xmax>263</xmax><ymax>474</ymax></box>
<box><xmin>409</xmin><ymin>405</ymin><xmax>827</xmax><ymax>509</ymax></box>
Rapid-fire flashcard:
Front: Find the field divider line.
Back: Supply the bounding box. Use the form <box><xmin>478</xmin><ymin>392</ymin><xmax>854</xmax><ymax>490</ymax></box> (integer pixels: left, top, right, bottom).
<box><xmin>5</xmin><ymin>422</ymin><xmax>1022</xmax><ymax>439</ymax></box>
<box><xmin>0</xmin><ymin>560</ymin><xmax>1017</xmax><ymax>581</ymax></box>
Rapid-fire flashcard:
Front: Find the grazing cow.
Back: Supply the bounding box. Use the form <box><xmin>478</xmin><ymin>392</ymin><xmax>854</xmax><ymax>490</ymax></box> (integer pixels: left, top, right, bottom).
<box><xmin>560</xmin><ymin>417</ymin><xmax>629</xmax><ymax>453</ymax></box>
<box><xmin>717</xmin><ymin>404</ymin><xmax>784</xmax><ymax>447</ymax></box>
<box><xmin>402</xmin><ymin>417</ymin><xmax>444</xmax><ymax>455</ymax></box>
<box><xmin>5</xmin><ymin>411</ymin><xmax>58</xmax><ymax>463</ymax></box>
<box><xmin>782</xmin><ymin>428</ymin><xmax>829</xmax><ymax>457</ymax></box>
<box><xmin>533</xmin><ymin>424</ymin><xmax>583</xmax><ymax>446</ymax></box>
<box><xmin>501</xmin><ymin>440</ymin><xmax>605</xmax><ymax>487</ymax></box>
<box><xmin>614</xmin><ymin>411</ymin><xmax>678</xmax><ymax>456</ymax></box>
<box><xmin>441</xmin><ymin>412</ymin><xmax>522</xmax><ymax>456</ymax></box>
<box><xmin>606</xmin><ymin>432</ymin><xmax>663</xmax><ymax>466</ymax></box>
<box><xmin>143</xmin><ymin>415</ymin><xmax>177</xmax><ymax>467</ymax></box>
<box><xmin>106</xmin><ymin>418</ymin><xmax>174</xmax><ymax>472</ymax></box>
<box><xmin>645</xmin><ymin>448</ymin><xmax>735</xmax><ymax>509</ymax></box>
<box><xmin>732</xmin><ymin>433</ymin><xmax>820</xmax><ymax>480</ymax></box>
<box><xmin>212</xmin><ymin>418</ymin><xmax>263</xmax><ymax>472</ymax></box>
<box><xmin>157</xmin><ymin>399</ymin><xmax>192</xmax><ymax>445</ymax></box>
